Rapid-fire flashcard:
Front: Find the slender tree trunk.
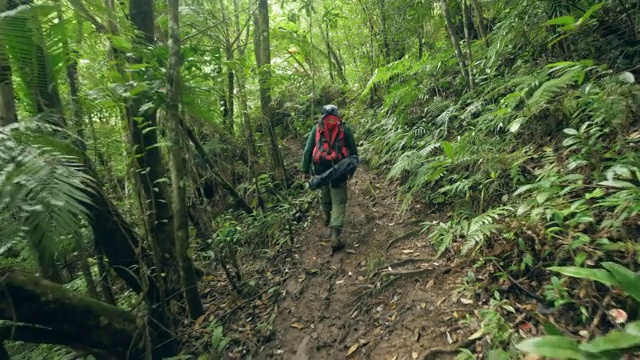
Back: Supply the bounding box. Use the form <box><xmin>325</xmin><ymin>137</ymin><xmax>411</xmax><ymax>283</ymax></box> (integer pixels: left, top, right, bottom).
<box><xmin>225</xmin><ymin>44</ymin><xmax>235</xmax><ymax>134</ymax></box>
<box><xmin>180</xmin><ymin>116</ymin><xmax>254</xmax><ymax>214</ymax></box>
<box><xmin>95</xmin><ymin>246</ymin><xmax>116</xmax><ymax>305</ymax></box>
<box><xmin>253</xmin><ymin>0</ymin><xmax>287</xmax><ymax>183</ymax></box>
<box><xmin>233</xmin><ymin>0</ymin><xmax>257</xmax><ymax>161</ymax></box>
<box><xmin>461</xmin><ymin>0</ymin><xmax>475</xmax><ymax>90</ymax></box>
<box><xmin>79</xmin><ymin>255</ymin><xmax>100</xmax><ymax>300</ymax></box>
<box><xmin>469</xmin><ymin>0</ymin><xmax>489</xmax><ymax>47</ymax></box>
<box><xmin>167</xmin><ymin>0</ymin><xmax>204</xmax><ymax>320</ymax></box>
<box><xmin>35</xmin><ymin>249</ymin><xmax>63</xmax><ymax>283</ymax></box>
<box><xmin>0</xmin><ymin>21</ymin><xmax>16</xmax><ymax>126</ymax></box>
<box><xmin>128</xmin><ymin>0</ymin><xmax>177</xmax><ymax>270</ymax></box>
<box><xmin>378</xmin><ymin>0</ymin><xmax>391</xmax><ymax>63</ymax></box>
<box><xmin>440</xmin><ymin>0</ymin><xmax>471</xmax><ymax>90</ymax></box>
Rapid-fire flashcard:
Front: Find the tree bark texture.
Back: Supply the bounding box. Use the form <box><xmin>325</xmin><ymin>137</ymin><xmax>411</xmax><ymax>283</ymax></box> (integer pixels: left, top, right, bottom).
<box><xmin>440</xmin><ymin>0</ymin><xmax>471</xmax><ymax>91</ymax></box>
<box><xmin>253</xmin><ymin>0</ymin><xmax>287</xmax><ymax>183</ymax></box>
<box><xmin>0</xmin><ymin>32</ymin><xmax>17</xmax><ymax>126</ymax></box>
<box><xmin>232</xmin><ymin>0</ymin><xmax>257</xmax><ymax>161</ymax></box>
<box><xmin>166</xmin><ymin>0</ymin><xmax>204</xmax><ymax>320</ymax></box>
<box><xmin>461</xmin><ymin>0</ymin><xmax>475</xmax><ymax>90</ymax></box>
<box><xmin>469</xmin><ymin>0</ymin><xmax>489</xmax><ymax>47</ymax></box>
<box><xmin>0</xmin><ymin>270</ymin><xmax>156</xmax><ymax>359</ymax></box>
<box><xmin>127</xmin><ymin>0</ymin><xmax>178</xmax><ymax>268</ymax></box>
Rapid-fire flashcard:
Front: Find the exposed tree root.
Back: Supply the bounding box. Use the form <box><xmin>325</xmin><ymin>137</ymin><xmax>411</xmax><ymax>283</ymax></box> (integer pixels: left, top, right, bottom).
<box><xmin>384</xmin><ymin>228</ymin><xmax>421</xmax><ymax>251</ymax></box>
<box><xmin>377</xmin><ymin>257</ymin><xmax>433</xmax><ymax>271</ymax></box>
<box><xmin>420</xmin><ymin>337</ymin><xmax>477</xmax><ymax>360</ymax></box>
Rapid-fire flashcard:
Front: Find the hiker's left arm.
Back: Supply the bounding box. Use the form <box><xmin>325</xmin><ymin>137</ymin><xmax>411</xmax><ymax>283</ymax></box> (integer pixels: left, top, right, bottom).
<box><xmin>300</xmin><ymin>127</ymin><xmax>316</xmax><ymax>174</ymax></box>
<box><xmin>346</xmin><ymin>126</ymin><xmax>358</xmax><ymax>157</ymax></box>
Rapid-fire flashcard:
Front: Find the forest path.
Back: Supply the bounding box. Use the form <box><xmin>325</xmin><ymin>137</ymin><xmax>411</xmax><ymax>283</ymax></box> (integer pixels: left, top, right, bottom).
<box><xmin>256</xmin><ymin>140</ymin><xmax>475</xmax><ymax>360</ymax></box>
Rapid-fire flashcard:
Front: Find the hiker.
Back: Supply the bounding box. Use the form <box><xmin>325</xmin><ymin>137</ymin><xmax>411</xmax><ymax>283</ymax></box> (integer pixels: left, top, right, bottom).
<box><xmin>301</xmin><ymin>104</ymin><xmax>358</xmax><ymax>252</ymax></box>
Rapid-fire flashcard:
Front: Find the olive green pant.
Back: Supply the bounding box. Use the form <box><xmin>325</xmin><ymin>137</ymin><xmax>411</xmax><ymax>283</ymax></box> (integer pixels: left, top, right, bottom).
<box><xmin>321</xmin><ymin>182</ymin><xmax>348</xmax><ymax>229</ymax></box>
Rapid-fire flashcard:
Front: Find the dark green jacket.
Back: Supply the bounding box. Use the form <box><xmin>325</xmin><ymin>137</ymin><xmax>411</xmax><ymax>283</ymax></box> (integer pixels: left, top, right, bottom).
<box><xmin>301</xmin><ymin>123</ymin><xmax>358</xmax><ymax>174</ymax></box>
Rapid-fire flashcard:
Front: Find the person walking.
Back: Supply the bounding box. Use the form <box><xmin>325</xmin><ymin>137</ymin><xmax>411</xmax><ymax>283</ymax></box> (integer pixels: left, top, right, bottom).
<box><xmin>301</xmin><ymin>105</ymin><xmax>358</xmax><ymax>252</ymax></box>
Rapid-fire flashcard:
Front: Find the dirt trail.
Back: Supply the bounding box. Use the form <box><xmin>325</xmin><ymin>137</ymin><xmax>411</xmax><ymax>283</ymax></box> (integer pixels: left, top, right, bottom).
<box><xmin>257</xmin><ymin>143</ymin><xmax>475</xmax><ymax>360</ymax></box>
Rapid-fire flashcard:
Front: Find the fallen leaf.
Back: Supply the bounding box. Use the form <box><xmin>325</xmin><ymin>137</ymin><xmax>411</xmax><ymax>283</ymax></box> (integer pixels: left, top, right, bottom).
<box><xmin>420</xmin><ymin>302</ymin><xmax>426</xmax><ymax>309</ymax></box>
<box><xmin>412</xmin><ymin>351</ymin><xmax>418</xmax><ymax>359</ymax></box>
<box><xmin>402</xmin><ymin>249</ymin><xmax>414</xmax><ymax>253</ymax></box>
<box><xmin>336</xmin><ymin>279</ymin><xmax>345</xmax><ymax>285</ymax></box>
<box><xmin>346</xmin><ymin>249</ymin><xmax>356</xmax><ymax>254</ymax></box>
<box><xmin>460</xmin><ymin>298</ymin><xmax>474</xmax><ymax>305</ymax></box>
<box><xmin>425</xmin><ymin>279</ymin><xmax>435</xmax><ymax>289</ymax></box>
<box><xmin>579</xmin><ymin>330</ymin><xmax>589</xmax><ymax>338</ymax></box>
<box><xmin>347</xmin><ymin>343</ymin><xmax>359</xmax><ymax>356</ymax></box>
<box><xmin>194</xmin><ymin>314</ymin><xmax>206</xmax><ymax>329</ymax></box>
<box><xmin>290</xmin><ymin>322</ymin><xmax>304</xmax><ymax>330</ymax></box>
<box><xmin>446</xmin><ymin>331</ymin><xmax>454</xmax><ymax>344</ymax></box>
<box><xmin>519</xmin><ymin>322</ymin><xmax>533</xmax><ymax>331</ymax></box>
<box><xmin>468</xmin><ymin>328</ymin><xmax>484</xmax><ymax>340</ymax></box>
<box><xmin>390</xmin><ymin>354</ymin><xmax>398</xmax><ymax>360</ymax></box>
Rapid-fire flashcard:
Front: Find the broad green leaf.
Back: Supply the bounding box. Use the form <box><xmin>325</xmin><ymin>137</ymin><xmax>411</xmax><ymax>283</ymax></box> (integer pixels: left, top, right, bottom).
<box><xmin>442</xmin><ymin>141</ymin><xmax>454</xmax><ymax>160</ymax></box>
<box><xmin>542</xmin><ymin>322</ymin><xmax>564</xmax><ymax>336</ymax></box>
<box><xmin>579</xmin><ymin>330</ymin><xmax>640</xmax><ymax>353</ymax></box>
<box><xmin>579</xmin><ymin>2</ymin><xmax>605</xmax><ymax>24</ymax></box>
<box><xmin>536</xmin><ymin>192</ymin><xmax>550</xmax><ymax>204</ymax></box>
<box><xmin>602</xmin><ymin>262</ymin><xmax>640</xmax><ymax>303</ymax></box>
<box><xmin>545</xmin><ymin>16</ymin><xmax>576</xmax><ymax>26</ymax></box>
<box><xmin>598</xmin><ymin>180</ymin><xmax>636</xmax><ymax>189</ymax></box>
<box><xmin>563</xmin><ymin>128</ymin><xmax>579</xmax><ymax>135</ymax></box>
<box><xmin>548</xmin><ymin>266</ymin><xmax>618</xmax><ymax>287</ymax></box>
<box><xmin>516</xmin><ymin>336</ymin><xmax>583</xmax><ymax>359</ymax></box>
<box><xmin>624</xmin><ymin>321</ymin><xmax>640</xmax><ymax>336</ymax></box>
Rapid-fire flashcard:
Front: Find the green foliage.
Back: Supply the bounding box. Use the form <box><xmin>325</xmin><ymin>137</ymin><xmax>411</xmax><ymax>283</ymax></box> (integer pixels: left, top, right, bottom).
<box><xmin>0</xmin><ymin>122</ymin><xmax>94</xmax><ymax>263</ymax></box>
<box><xmin>517</xmin><ymin>262</ymin><xmax>640</xmax><ymax>359</ymax></box>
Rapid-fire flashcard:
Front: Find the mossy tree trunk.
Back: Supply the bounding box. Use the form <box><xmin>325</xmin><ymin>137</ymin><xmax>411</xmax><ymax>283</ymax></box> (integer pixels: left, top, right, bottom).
<box><xmin>0</xmin><ymin>270</ymin><xmax>169</xmax><ymax>359</ymax></box>
<box><xmin>166</xmin><ymin>0</ymin><xmax>204</xmax><ymax>319</ymax></box>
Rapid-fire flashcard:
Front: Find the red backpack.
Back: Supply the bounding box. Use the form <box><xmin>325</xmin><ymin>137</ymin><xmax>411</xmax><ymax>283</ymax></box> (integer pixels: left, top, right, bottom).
<box><xmin>312</xmin><ymin>114</ymin><xmax>348</xmax><ymax>167</ymax></box>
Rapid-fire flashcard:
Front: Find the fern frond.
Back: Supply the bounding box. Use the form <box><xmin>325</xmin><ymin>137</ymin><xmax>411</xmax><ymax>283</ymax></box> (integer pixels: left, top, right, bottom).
<box><xmin>0</xmin><ymin>122</ymin><xmax>95</xmax><ymax>258</ymax></box>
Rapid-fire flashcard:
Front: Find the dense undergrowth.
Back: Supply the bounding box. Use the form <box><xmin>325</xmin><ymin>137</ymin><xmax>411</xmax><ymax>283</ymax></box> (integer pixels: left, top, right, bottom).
<box><xmin>353</xmin><ymin>0</ymin><xmax>640</xmax><ymax>357</ymax></box>
<box><xmin>2</xmin><ymin>0</ymin><xmax>640</xmax><ymax>358</ymax></box>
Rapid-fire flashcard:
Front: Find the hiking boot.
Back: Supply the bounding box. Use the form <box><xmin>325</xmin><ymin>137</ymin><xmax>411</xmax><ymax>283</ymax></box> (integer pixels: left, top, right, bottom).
<box><xmin>323</xmin><ymin>211</ymin><xmax>331</xmax><ymax>227</ymax></box>
<box><xmin>330</xmin><ymin>227</ymin><xmax>344</xmax><ymax>252</ymax></box>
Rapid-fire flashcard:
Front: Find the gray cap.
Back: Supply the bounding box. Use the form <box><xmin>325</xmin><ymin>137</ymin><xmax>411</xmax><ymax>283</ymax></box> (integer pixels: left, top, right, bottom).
<box><xmin>321</xmin><ymin>104</ymin><xmax>340</xmax><ymax>117</ymax></box>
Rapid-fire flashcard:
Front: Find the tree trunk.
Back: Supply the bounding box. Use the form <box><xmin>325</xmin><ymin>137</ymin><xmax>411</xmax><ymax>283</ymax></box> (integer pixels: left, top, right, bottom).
<box><xmin>225</xmin><ymin>44</ymin><xmax>235</xmax><ymax>134</ymax></box>
<box><xmin>180</xmin><ymin>116</ymin><xmax>254</xmax><ymax>214</ymax></box>
<box><xmin>34</xmin><ymin>249</ymin><xmax>63</xmax><ymax>284</ymax></box>
<box><xmin>440</xmin><ymin>0</ymin><xmax>471</xmax><ymax>91</ymax></box>
<box><xmin>95</xmin><ymin>246</ymin><xmax>116</xmax><ymax>305</ymax></box>
<box><xmin>0</xmin><ymin>22</ymin><xmax>17</xmax><ymax>126</ymax></box>
<box><xmin>0</xmin><ymin>269</ymin><xmax>160</xmax><ymax>359</ymax></box>
<box><xmin>469</xmin><ymin>0</ymin><xmax>489</xmax><ymax>47</ymax></box>
<box><xmin>233</xmin><ymin>0</ymin><xmax>257</xmax><ymax>161</ymax></box>
<box><xmin>79</xmin><ymin>254</ymin><xmax>100</xmax><ymax>300</ymax></box>
<box><xmin>127</xmin><ymin>0</ymin><xmax>178</xmax><ymax>272</ymax></box>
<box><xmin>461</xmin><ymin>0</ymin><xmax>475</xmax><ymax>90</ymax></box>
<box><xmin>167</xmin><ymin>0</ymin><xmax>204</xmax><ymax>320</ymax></box>
<box><xmin>253</xmin><ymin>0</ymin><xmax>287</xmax><ymax>183</ymax></box>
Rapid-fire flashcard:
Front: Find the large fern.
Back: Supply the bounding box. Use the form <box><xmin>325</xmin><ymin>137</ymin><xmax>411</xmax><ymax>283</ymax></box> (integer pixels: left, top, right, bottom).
<box><xmin>0</xmin><ymin>122</ymin><xmax>95</xmax><ymax>258</ymax></box>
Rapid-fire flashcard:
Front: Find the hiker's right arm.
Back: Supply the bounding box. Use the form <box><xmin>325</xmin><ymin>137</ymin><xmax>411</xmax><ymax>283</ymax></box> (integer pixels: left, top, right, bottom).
<box><xmin>301</xmin><ymin>126</ymin><xmax>316</xmax><ymax>174</ymax></box>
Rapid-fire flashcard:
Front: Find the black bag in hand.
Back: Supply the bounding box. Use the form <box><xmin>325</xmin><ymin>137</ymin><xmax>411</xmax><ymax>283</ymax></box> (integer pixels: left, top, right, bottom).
<box><xmin>308</xmin><ymin>155</ymin><xmax>360</xmax><ymax>190</ymax></box>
